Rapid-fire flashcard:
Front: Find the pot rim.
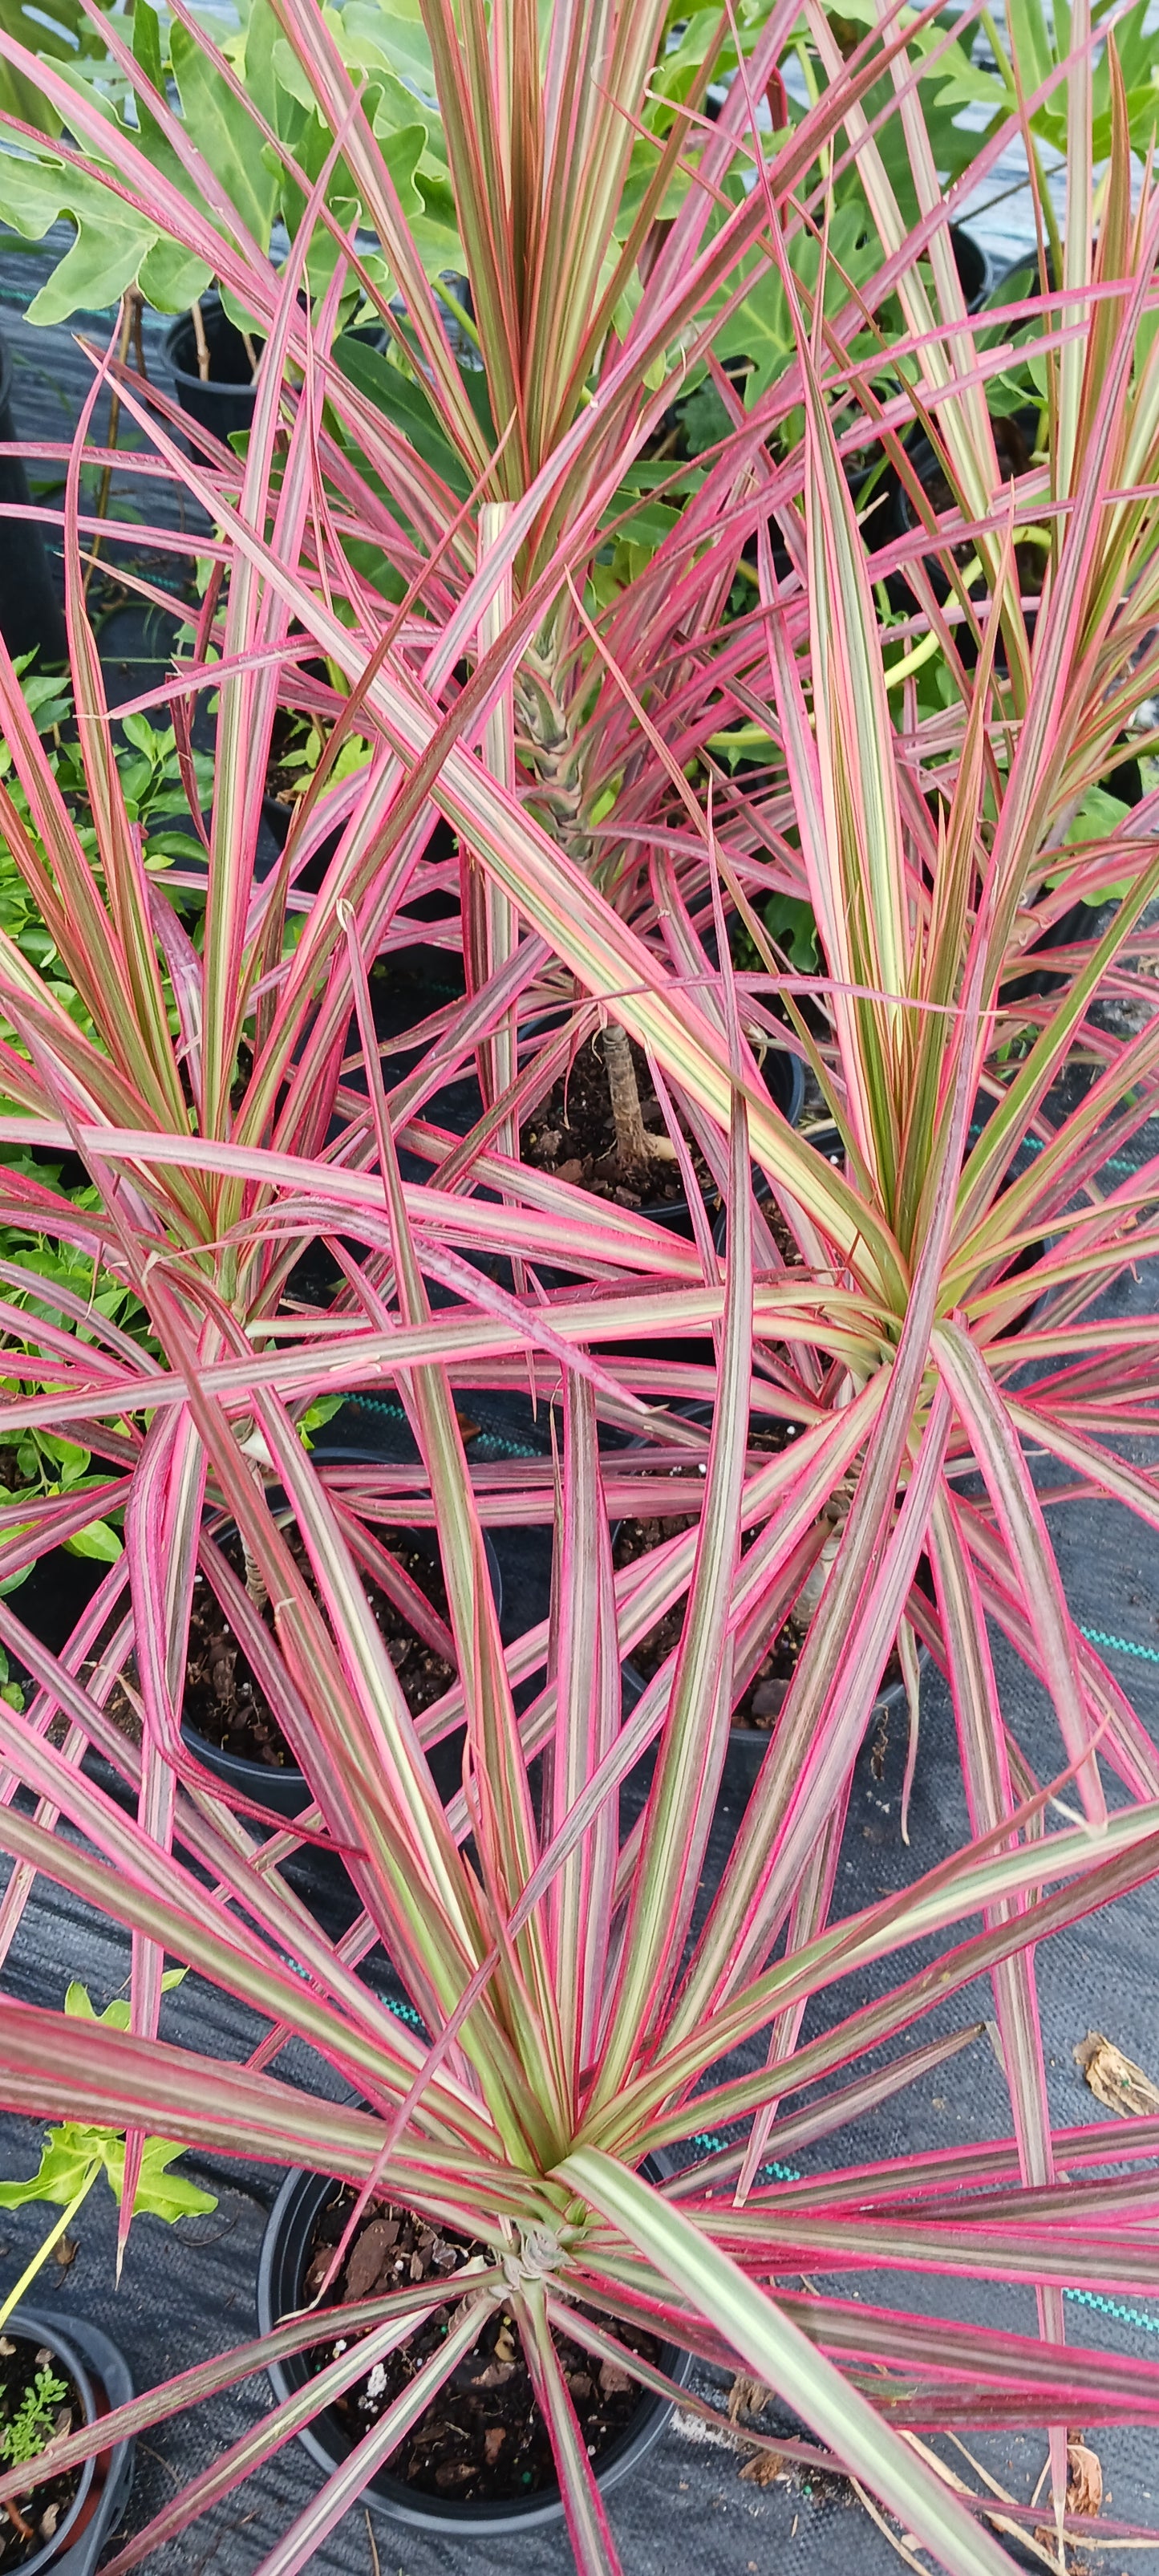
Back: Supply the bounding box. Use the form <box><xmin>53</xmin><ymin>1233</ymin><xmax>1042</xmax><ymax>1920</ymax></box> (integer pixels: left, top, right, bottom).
<box><xmin>257</xmin><ymin>2163</ymin><xmax>693</xmax><ymax>2535</ymax></box>
<box><xmin>611</xmin><ymin>1399</ymin><xmax>934</xmax><ymax>1747</ymax></box>
<box><xmin>1</xmin><ymin>2309</ymin><xmax>99</xmax><ymax>2574</ymax></box>
<box><xmin>180</xmin><ymin>1495</ymin><xmax>502</xmax><ymax>1803</ymax></box>
<box><xmin>164</xmin><ymin>294</ymin><xmax>265</xmax><ymax>392</ymax></box>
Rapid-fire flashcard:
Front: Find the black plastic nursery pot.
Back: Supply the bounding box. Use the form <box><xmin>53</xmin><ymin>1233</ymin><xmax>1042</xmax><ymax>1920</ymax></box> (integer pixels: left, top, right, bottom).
<box><xmin>0</xmin><ymin>326</ymin><xmax>67</xmax><ymax>667</ymax></box>
<box><xmin>1002</xmin><ymin>742</ymin><xmax>1144</xmax><ymax>1006</ymax></box>
<box><xmin>257</xmin><ymin>2164</ymin><xmax>694</xmax><ymax>2537</ymax></box>
<box><xmin>1</xmin><ymin>2306</ymin><xmax>134</xmax><ymax>2576</ymax></box>
<box><xmin>257</xmin><ymin>791</ymin><xmax>343</xmax><ymax>899</ymax></box>
<box><xmin>723</xmin><ymin>1646</ymin><xmax>927</xmax><ymax>1779</ymax></box>
<box><xmin>652</xmin><ymin>1039</ymin><xmax>805</xmax><ymax>1246</ymax></box>
<box><xmin>164</xmin><ymin>295</ymin><xmax>265</xmax><ymax>447</ymax></box>
<box><xmin>2</xmin><ymin>1545</ymin><xmax>109</xmax><ymax>1700</ymax></box>
<box><xmin>165</xmin><ymin>300</ymin><xmax>388</xmax><ymax>450</ymax></box>
<box><xmin>180</xmin><ymin>1498</ymin><xmax>504</xmax><ymax>1819</ymax></box>
<box><xmin>947</xmin><ymin>221</ymin><xmax>991</xmax><ymax>314</ymax></box>
<box><xmin>614</xmin><ymin>1401</ymin><xmax>933</xmax><ymax>1776</ymax></box>
<box><xmin>886</xmin><ymin>405</ymin><xmax>1039</xmax><ymax>623</ymax></box>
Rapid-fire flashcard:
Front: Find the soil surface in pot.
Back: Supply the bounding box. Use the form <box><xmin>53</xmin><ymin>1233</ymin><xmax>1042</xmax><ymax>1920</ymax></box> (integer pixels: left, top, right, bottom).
<box><xmin>523</xmin><ymin>1033</ymin><xmax>698</xmax><ymax>1210</ymax></box>
<box><xmin>0</xmin><ymin>2334</ymin><xmax>83</xmax><ymax>2568</ymax></box>
<box><xmin>303</xmin><ymin>2190</ymin><xmax>662</xmax><ymax>2502</ymax></box>
<box><xmin>185</xmin><ymin>1525</ymin><xmax>455</xmax><ymax>1769</ymax></box>
<box><xmin>614</xmin><ymin>1426</ymin><xmax>904</xmax><ymax>1733</ymax></box>
<box><xmin>523</xmin><ymin>1036</ymin><xmax>803</xmax><ymax>1256</ymax></box>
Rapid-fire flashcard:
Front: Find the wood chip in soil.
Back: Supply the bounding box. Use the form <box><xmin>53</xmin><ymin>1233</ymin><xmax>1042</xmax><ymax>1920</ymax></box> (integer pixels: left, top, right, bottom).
<box><xmin>1074</xmin><ymin>2030</ymin><xmax>1159</xmax><ymax>2117</ymax></box>
<box><xmin>306</xmin><ymin>2189</ymin><xmax>660</xmax><ymax>2502</ymax></box>
<box><xmin>184</xmin><ymin>1523</ymin><xmax>455</xmax><ymax>1768</ymax></box>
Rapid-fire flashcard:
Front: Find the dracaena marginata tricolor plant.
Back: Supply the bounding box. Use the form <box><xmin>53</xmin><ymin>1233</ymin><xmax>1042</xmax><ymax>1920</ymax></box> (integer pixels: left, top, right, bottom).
<box><xmin>0</xmin><ymin>2</ymin><xmax>1158</xmax><ymax>2570</ymax></box>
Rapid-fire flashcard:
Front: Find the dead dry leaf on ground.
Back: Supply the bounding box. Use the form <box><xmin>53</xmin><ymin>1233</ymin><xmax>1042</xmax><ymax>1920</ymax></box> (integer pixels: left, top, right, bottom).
<box><xmin>727</xmin><ymin>2373</ymin><xmax>772</xmax><ymax>2420</ymax></box>
<box><xmin>1074</xmin><ymin>2030</ymin><xmax>1159</xmax><ymax>2117</ymax></box>
<box><xmin>1065</xmin><ymin>2440</ymin><xmax>1104</xmax><ymax>2518</ymax></box>
<box><xmin>739</xmin><ymin>2452</ymin><xmax>784</xmax><ymax>2486</ymax></box>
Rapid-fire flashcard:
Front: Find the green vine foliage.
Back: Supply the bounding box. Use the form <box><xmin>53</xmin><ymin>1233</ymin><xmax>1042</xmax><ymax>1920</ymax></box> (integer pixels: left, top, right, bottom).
<box><xmin>0</xmin><ymin>1981</ymin><xmax>218</xmax><ymax>2229</ymax></box>
<box><xmin>0</xmin><ymin>2363</ymin><xmax>70</xmax><ymax>2468</ymax></box>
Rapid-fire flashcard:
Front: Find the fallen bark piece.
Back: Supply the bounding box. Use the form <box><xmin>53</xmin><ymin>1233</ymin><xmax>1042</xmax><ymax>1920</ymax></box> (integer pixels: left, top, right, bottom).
<box><xmin>1065</xmin><ymin>2440</ymin><xmax>1103</xmax><ymax>2518</ymax></box>
<box><xmin>1074</xmin><ymin>2029</ymin><xmax>1159</xmax><ymax>2117</ymax></box>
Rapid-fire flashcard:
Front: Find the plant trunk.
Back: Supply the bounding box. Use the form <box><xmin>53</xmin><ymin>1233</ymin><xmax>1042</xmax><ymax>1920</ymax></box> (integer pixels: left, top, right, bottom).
<box><xmin>243</xmin><ymin>1540</ymin><xmax>269</xmax><ymax>1613</ymax></box>
<box><xmin>604</xmin><ymin>1020</ymin><xmax>652</xmax><ymax>1167</ymax></box>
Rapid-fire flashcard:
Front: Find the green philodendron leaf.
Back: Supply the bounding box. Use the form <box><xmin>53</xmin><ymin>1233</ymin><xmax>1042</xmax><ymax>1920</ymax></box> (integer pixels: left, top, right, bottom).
<box><xmin>407</xmin><ymin>171</ymin><xmax>464</xmax><ymax>275</ymax></box>
<box><xmin>601</xmin><ymin>493</ymin><xmax>680</xmax><ymax>552</ymax></box>
<box><xmin>53</xmin><ymin>1982</ymin><xmax>216</xmax><ymax>2217</ymax></box>
<box><xmin>1062</xmin><ymin>785</ymin><xmax>1131</xmax><ymax>847</ymax></box>
<box><xmin>146</xmin><ymin>830</ymin><xmax>214</xmax><ymax>862</ymax></box>
<box><xmin>171</xmin><ymin>15</ymin><xmax>279</xmax><ymax>251</ymax></box>
<box><xmin>761</xmin><ymin>892</ymin><xmax>821</xmax><ymax>976</ymax></box>
<box><xmin>268</xmin><ymin>32</ymin><xmax>322</xmax><ymax>114</ymax></box>
<box><xmin>299</xmin><ymin>1393</ymin><xmax>344</xmax><ymax>1446</ymax></box>
<box><xmin>0</xmin><ymin>2128</ymin><xmax>99</xmax><ymax>2209</ymax></box>
<box><xmin>0</xmin><ymin>2121</ymin><xmax>216</xmax><ymax>2222</ymax></box>
<box><xmin>0</xmin><ymin>0</ymin><xmax>135</xmax><ymax>134</ymax></box>
<box><xmin>0</xmin><ymin>152</ymin><xmax>152</xmax><ymax>326</ymax></box>
<box><xmin>336</xmin><ymin>336</ymin><xmax>471</xmax><ymax>491</ymax></box>
<box><xmin>371</xmin><ymin>117</ymin><xmax>426</xmax><ymax>219</ymax></box>
<box><xmin>108</xmin><ymin>2133</ymin><xmax>219</xmax><ymax>2221</ymax></box>
<box><xmin>1035</xmin><ymin>87</ymin><xmax>1159</xmax><ymax>158</ymax></box>
<box><xmin>338</xmin><ymin>0</ymin><xmax>435</xmax><ymax>95</ymax></box>
<box><xmin>26</xmin><ymin>209</ymin><xmax>155</xmax><ymax>327</ymax></box>
<box><xmin>65</xmin><ymin>1969</ymin><xmax>188</xmax><ymax>2027</ymax></box>
<box><xmin>137</xmin><ymin>237</ymin><xmax>216</xmax><ymax>311</ymax></box>
<box><xmin>0</xmin><ymin>1</ymin><xmax>63</xmax><ymax>135</ymax></box>
<box><xmin>716</xmin><ymin>208</ymin><xmax>880</xmax><ymax>405</ymax></box>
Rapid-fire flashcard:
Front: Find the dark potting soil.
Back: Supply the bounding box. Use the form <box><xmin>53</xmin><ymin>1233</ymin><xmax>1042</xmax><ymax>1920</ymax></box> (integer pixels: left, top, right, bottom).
<box><xmin>615</xmin><ymin>1422</ymin><xmax>804</xmax><ymax>1730</ymax></box>
<box><xmin>303</xmin><ymin>2190</ymin><xmax>661</xmax><ymax>2502</ymax></box>
<box><xmin>0</xmin><ymin>2335</ymin><xmax>83</xmax><ymax>2568</ymax></box>
<box><xmin>613</xmin><ymin>1426</ymin><xmax>907</xmax><ymax>1733</ymax></box>
<box><xmin>184</xmin><ymin>1524</ymin><xmax>455</xmax><ymax>1768</ymax></box>
<box><xmin>521</xmin><ymin>1036</ymin><xmax>807</xmax><ymax>1264</ymax></box>
<box><xmin>902</xmin><ymin>414</ymin><xmax>1044</xmax><ymax>601</ymax></box>
<box><xmin>522</xmin><ymin>1033</ymin><xmax>711</xmax><ymax>1211</ymax></box>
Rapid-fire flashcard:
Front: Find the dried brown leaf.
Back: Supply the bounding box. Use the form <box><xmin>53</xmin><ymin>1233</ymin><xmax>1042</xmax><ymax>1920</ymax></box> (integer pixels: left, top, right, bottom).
<box><xmin>727</xmin><ymin>2374</ymin><xmax>772</xmax><ymax>2421</ymax></box>
<box><xmin>1074</xmin><ymin>2031</ymin><xmax>1159</xmax><ymax>2118</ymax></box>
<box><xmin>1066</xmin><ymin>2440</ymin><xmax>1104</xmax><ymax>2518</ymax></box>
<box><xmin>740</xmin><ymin>2452</ymin><xmax>784</xmax><ymax>2487</ymax></box>
<box><xmin>342</xmin><ymin>2217</ymin><xmax>399</xmax><ymax>2302</ymax></box>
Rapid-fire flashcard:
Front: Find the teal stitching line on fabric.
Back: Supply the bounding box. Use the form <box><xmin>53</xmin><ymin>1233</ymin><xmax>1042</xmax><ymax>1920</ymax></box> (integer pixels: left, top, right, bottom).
<box><xmin>385</xmin><ymin>1996</ymin><xmax>427</xmax><ymax>2032</ymax></box>
<box><xmin>691</xmin><ymin>2130</ymin><xmax>803</xmax><ymax>2186</ymax></box>
<box><xmin>686</xmin><ymin>2133</ymin><xmax>1159</xmax><ymax>2335</ymax></box>
<box><xmin>348</xmin><ymin>1391</ymin><xmax>541</xmax><ymax>1460</ymax></box>
<box><xmin>1065</xmin><ymin>2286</ymin><xmax>1159</xmax><ymax>2337</ymax></box>
<box><xmin>1081</xmin><ymin>1625</ymin><xmax>1159</xmax><ymax>1665</ymax></box>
